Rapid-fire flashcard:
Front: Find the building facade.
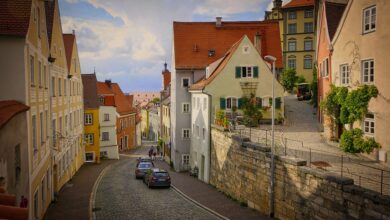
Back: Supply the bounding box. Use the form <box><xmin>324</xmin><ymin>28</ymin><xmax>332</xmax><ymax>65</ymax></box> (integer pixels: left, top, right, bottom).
<box><xmin>171</xmin><ymin>18</ymin><xmax>283</xmax><ymax>171</ymax></box>
<box><xmin>282</xmin><ymin>0</ymin><xmax>316</xmax><ymax>82</ymax></box>
<box><xmin>331</xmin><ymin>0</ymin><xmax>390</xmax><ymax>162</ymax></box>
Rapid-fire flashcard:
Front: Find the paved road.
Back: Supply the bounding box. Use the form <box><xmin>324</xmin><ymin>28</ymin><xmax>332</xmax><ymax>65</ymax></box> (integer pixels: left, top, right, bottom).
<box><xmin>93</xmin><ymin>147</ymin><xmax>219</xmax><ymax>220</ymax></box>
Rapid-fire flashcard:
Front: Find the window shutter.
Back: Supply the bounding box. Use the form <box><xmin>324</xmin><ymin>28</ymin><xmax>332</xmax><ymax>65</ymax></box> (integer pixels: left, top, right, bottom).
<box><xmin>220</xmin><ymin>97</ymin><xmax>226</xmax><ymax>110</ymax></box>
<box><xmin>275</xmin><ymin>97</ymin><xmax>281</xmax><ymax>109</ymax></box>
<box><xmin>269</xmin><ymin>98</ymin><xmax>272</xmax><ymax>106</ymax></box>
<box><xmin>253</xmin><ymin>66</ymin><xmax>259</xmax><ymax>78</ymax></box>
<box><xmin>235</xmin><ymin>67</ymin><xmax>241</xmax><ymax>78</ymax></box>
<box><xmin>238</xmin><ymin>98</ymin><xmax>243</xmax><ymax>109</ymax></box>
<box><xmin>256</xmin><ymin>97</ymin><xmax>262</xmax><ymax>108</ymax></box>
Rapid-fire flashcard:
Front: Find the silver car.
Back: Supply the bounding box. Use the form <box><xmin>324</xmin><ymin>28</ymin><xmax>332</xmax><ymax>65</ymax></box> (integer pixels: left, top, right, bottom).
<box><xmin>135</xmin><ymin>162</ymin><xmax>153</xmax><ymax>179</ymax></box>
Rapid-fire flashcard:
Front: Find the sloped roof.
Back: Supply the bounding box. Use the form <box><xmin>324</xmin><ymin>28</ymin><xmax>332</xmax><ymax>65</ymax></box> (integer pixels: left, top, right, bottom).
<box><xmin>325</xmin><ymin>1</ymin><xmax>347</xmax><ymax>41</ymax></box>
<box><xmin>126</xmin><ymin>94</ymin><xmax>133</xmax><ymax>105</ymax></box>
<box><xmin>63</xmin><ymin>33</ymin><xmax>75</xmax><ymax>71</ymax></box>
<box><xmin>0</xmin><ymin>100</ymin><xmax>29</xmax><ymax>129</ymax></box>
<box><xmin>0</xmin><ymin>0</ymin><xmax>32</xmax><ymax>36</ymax></box>
<box><xmin>173</xmin><ymin>20</ymin><xmax>282</xmax><ymax>69</ymax></box>
<box><xmin>282</xmin><ymin>0</ymin><xmax>314</xmax><ymax>8</ymax></box>
<box><xmin>44</xmin><ymin>0</ymin><xmax>55</xmax><ymax>45</ymax></box>
<box><xmin>97</xmin><ymin>81</ymin><xmax>135</xmax><ymax>115</ymax></box>
<box><xmin>97</xmin><ymin>81</ymin><xmax>114</xmax><ymax>95</ymax></box>
<box><xmin>190</xmin><ymin>36</ymin><xmax>243</xmax><ymax>90</ymax></box>
<box><xmin>81</xmin><ymin>74</ymin><xmax>99</xmax><ymax>109</ymax></box>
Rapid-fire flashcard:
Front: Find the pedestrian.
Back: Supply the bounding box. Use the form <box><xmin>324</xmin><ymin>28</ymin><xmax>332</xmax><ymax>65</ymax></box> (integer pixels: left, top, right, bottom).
<box><xmin>153</xmin><ymin>151</ymin><xmax>157</xmax><ymax>161</ymax></box>
<box><xmin>20</xmin><ymin>196</ymin><xmax>28</xmax><ymax>208</ymax></box>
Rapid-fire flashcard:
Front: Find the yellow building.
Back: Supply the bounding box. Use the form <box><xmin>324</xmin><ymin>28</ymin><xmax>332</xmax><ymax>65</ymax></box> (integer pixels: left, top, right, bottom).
<box><xmin>141</xmin><ymin>108</ymin><xmax>150</xmax><ymax>139</ymax></box>
<box><xmin>82</xmin><ymin>73</ymin><xmax>101</xmax><ymax>163</ymax></box>
<box><xmin>281</xmin><ymin>0</ymin><xmax>316</xmax><ymax>82</ymax></box>
<box><xmin>45</xmin><ymin>0</ymin><xmax>84</xmax><ymax>193</ymax></box>
<box><xmin>0</xmin><ymin>0</ymin><xmax>52</xmax><ymax>219</ymax></box>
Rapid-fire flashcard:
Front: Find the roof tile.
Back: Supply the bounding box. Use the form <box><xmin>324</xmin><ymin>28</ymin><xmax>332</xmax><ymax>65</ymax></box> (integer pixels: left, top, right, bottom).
<box><xmin>282</xmin><ymin>0</ymin><xmax>314</xmax><ymax>8</ymax></box>
<box><xmin>0</xmin><ymin>100</ymin><xmax>29</xmax><ymax>129</ymax></box>
<box><xmin>81</xmin><ymin>74</ymin><xmax>99</xmax><ymax>109</ymax></box>
<box><xmin>325</xmin><ymin>1</ymin><xmax>347</xmax><ymax>40</ymax></box>
<box><xmin>0</xmin><ymin>0</ymin><xmax>32</xmax><ymax>36</ymax></box>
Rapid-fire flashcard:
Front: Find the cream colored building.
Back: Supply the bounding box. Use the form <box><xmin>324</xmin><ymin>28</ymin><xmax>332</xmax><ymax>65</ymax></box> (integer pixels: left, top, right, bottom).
<box><xmin>0</xmin><ymin>0</ymin><xmax>53</xmax><ymax>218</ymax></box>
<box><xmin>331</xmin><ymin>0</ymin><xmax>390</xmax><ymax>163</ymax></box>
<box><xmin>45</xmin><ymin>0</ymin><xmax>84</xmax><ymax>193</ymax></box>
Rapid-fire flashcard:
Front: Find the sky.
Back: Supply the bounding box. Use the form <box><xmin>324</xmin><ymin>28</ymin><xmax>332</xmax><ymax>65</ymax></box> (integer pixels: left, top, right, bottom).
<box><xmin>59</xmin><ymin>0</ymin><xmax>290</xmax><ymax>93</ymax></box>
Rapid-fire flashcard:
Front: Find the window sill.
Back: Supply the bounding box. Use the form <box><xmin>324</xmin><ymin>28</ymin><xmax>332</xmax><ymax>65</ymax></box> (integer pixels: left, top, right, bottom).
<box><xmin>362</xmin><ymin>29</ymin><xmax>376</xmax><ymax>35</ymax></box>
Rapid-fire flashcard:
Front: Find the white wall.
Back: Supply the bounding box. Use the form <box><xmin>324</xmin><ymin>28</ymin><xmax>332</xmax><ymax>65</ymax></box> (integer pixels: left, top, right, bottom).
<box><xmin>99</xmin><ymin>106</ymin><xmax>119</xmax><ymax>159</ymax></box>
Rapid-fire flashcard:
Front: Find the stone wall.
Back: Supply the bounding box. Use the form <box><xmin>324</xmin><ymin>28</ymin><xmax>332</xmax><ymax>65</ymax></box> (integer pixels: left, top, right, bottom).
<box><xmin>210</xmin><ymin>126</ymin><xmax>390</xmax><ymax>220</ymax></box>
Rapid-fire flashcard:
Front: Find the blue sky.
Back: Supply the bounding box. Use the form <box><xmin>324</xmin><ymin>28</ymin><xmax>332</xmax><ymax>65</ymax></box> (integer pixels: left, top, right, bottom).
<box><xmin>59</xmin><ymin>0</ymin><xmax>286</xmax><ymax>93</ymax></box>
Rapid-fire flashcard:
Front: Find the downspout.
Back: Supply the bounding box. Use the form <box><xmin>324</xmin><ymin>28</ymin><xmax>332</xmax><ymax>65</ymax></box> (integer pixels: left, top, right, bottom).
<box><xmin>202</xmin><ymin>89</ymin><xmax>213</xmax><ymax>183</ymax></box>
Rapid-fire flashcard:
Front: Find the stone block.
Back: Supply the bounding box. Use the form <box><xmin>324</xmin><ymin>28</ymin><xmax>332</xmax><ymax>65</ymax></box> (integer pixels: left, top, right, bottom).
<box><xmin>279</xmin><ymin>156</ymin><xmax>307</xmax><ymax>166</ymax></box>
<box><xmin>324</xmin><ymin>174</ymin><xmax>354</xmax><ymax>186</ymax></box>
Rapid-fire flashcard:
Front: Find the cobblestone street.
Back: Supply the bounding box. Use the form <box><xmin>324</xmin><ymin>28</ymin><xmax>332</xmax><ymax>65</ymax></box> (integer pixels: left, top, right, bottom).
<box><xmin>93</xmin><ymin>147</ymin><xmax>220</xmax><ymax>220</ymax></box>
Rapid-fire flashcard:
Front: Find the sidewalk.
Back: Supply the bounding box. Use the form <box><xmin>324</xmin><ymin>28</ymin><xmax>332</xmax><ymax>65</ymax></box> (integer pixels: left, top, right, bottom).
<box><xmin>155</xmin><ymin>160</ymin><xmax>270</xmax><ymax>220</ymax></box>
<box><xmin>44</xmin><ymin>159</ymin><xmax>119</xmax><ymax>220</ymax></box>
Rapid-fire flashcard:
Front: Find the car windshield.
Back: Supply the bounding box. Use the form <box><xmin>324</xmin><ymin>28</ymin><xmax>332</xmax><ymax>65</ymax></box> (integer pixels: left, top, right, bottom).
<box><xmin>154</xmin><ymin>172</ymin><xmax>168</xmax><ymax>177</ymax></box>
<box><xmin>138</xmin><ymin>163</ymin><xmax>152</xmax><ymax>168</ymax></box>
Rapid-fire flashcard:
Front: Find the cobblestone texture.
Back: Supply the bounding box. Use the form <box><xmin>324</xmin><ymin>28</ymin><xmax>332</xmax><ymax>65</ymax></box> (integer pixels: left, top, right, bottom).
<box><xmin>94</xmin><ymin>148</ymin><xmax>219</xmax><ymax>220</ymax></box>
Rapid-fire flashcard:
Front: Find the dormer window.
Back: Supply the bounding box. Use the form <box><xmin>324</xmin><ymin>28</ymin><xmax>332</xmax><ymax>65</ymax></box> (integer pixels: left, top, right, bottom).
<box><xmin>208</xmin><ymin>49</ymin><xmax>215</xmax><ymax>57</ymax></box>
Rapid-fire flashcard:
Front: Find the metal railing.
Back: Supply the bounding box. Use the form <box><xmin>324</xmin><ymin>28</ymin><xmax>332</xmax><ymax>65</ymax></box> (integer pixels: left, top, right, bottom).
<box><xmin>232</xmin><ymin>126</ymin><xmax>390</xmax><ymax>196</ymax></box>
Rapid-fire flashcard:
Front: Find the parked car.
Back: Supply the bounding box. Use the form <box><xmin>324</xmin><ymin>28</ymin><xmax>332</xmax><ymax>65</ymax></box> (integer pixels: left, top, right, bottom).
<box><xmin>296</xmin><ymin>83</ymin><xmax>312</xmax><ymax>101</ymax></box>
<box><xmin>135</xmin><ymin>162</ymin><xmax>153</xmax><ymax>179</ymax></box>
<box><xmin>143</xmin><ymin>168</ymin><xmax>171</xmax><ymax>188</ymax></box>
<box><xmin>136</xmin><ymin>157</ymin><xmax>154</xmax><ymax>167</ymax></box>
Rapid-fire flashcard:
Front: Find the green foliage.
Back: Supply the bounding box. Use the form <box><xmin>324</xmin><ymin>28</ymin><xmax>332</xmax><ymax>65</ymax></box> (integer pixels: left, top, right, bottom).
<box><xmin>241</xmin><ymin>93</ymin><xmax>262</xmax><ymax>127</ymax></box>
<box><xmin>340</xmin><ymin>128</ymin><xmax>381</xmax><ymax>153</ymax></box>
<box><xmin>296</xmin><ymin>75</ymin><xmax>306</xmax><ymax>84</ymax></box>
<box><xmin>151</xmin><ymin>97</ymin><xmax>160</xmax><ymax>104</ymax></box>
<box><xmin>320</xmin><ymin>85</ymin><xmax>347</xmax><ymax>124</ymax></box>
<box><xmin>310</xmin><ymin>65</ymin><xmax>318</xmax><ymax>107</ymax></box>
<box><xmin>280</xmin><ymin>68</ymin><xmax>297</xmax><ymax>93</ymax></box>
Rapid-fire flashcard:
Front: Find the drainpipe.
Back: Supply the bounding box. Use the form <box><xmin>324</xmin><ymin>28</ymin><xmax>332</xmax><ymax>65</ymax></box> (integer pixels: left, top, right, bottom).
<box><xmin>202</xmin><ymin>89</ymin><xmax>213</xmax><ymax>183</ymax></box>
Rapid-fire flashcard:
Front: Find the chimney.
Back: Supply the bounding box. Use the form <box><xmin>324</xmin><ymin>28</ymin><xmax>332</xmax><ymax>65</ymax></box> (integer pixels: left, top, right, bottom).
<box><xmin>72</xmin><ymin>29</ymin><xmax>75</xmax><ymax>35</ymax></box>
<box><xmin>164</xmin><ymin>62</ymin><xmax>167</xmax><ymax>71</ymax></box>
<box><xmin>216</xmin><ymin>17</ymin><xmax>222</xmax><ymax>27</ymax></box>
<box><xmin>105</xmin><ymin>79</ymin><xmax>112</xmax><ymax>87</ymax></box>
<box><xmin>255</xmin><ymin>32</ymin><xmax>262</xmax><ymax>56</ymax></box>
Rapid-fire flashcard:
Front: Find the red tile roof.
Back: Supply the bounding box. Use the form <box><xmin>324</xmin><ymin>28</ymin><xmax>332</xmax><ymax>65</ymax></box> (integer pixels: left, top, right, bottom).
<box><xmin>325</xmin><ymin>1</ymin><xmax>347</xmax><ymax>41</ymax></box>
<box><xmin>0</xmin><ymin>0</ymin><xmax>32</xmax><ymax>36</ymax></box>
<box><xmin>0</xmin><ymin>100</ymin><xmax>29</xmax><ymax>129</ymax></box>
<box><xmin>282</xmin><ymin>0</ymin><xmax>314</xmax><ymax>8</ymax></box>
<box><xmin>63</xmin><ymin>33</ymin><xmax>75</xmax><ymax>71</ymax></box>
<box><xmin>97</xmin><ymin>81</ymin><xmax>135</xmax><ymax>115</ymax></box>
<box><xmin>190</xmin><ymin>36</ymin><xmax>243</xmax><ymax>90</ymax></box>
<box><xmin>97</xmin><ymin>82</ymin><xmax>114</xmax><ymax>95</ymax></box>
<box><xmin>81</xmin><ymin>74</ymin><xmax>99</xmax><ymax>109</ymax></box>
<box><xmin>173</xmin><ymin>20</ymin><xmax>283</xmax><ymax>69</ymax></box>
<box><xmin>126</xmin><ymin>95</ymin><xmax>134</xmax><ymax>106</ymax></box>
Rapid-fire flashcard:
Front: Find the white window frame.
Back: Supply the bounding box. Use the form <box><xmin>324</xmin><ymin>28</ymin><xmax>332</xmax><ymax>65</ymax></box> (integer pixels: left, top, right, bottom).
<box><xmin>288</xmin><ymin>11</ymin><xmax>296</xmax><ymax>20</ymax></box>
<box><xmin>203</xmin><ymin>97</ymin><xmax>207</xmax><ymax>110</ymax></box>
<box><xmin>181</xmin><ymin>77</ymin><xmax>190</xmax><ymax>88</ymax></box>
<box><xmin>85</xmin><ymin>152</ymin><xmax>95</xmax><ymax>162</ymax></box>
<box><xmin>84</xmin><ymin>113</ymin><xmax>93</xmax><ymax>125</ymax></box>
<box><xmin>102</xmin><ymin>132</ymin><xmax>109</xmax><ymax>141</ymax></box>
<box><xmin>104</xmin><ymin>113</ymin><xmax>110</xmax><ymax>121</ymax></box>
<box><xmin>196</xmin><ymin>125</ymin><xmax>200</xmax><ymax>138</ymax></box>
<box><xmin>182</xmin><ymin>154</ymin><xmax>190</xmax><ymax>165</ymax></box>
<box><xmin>363</xmin><ymin>6</ymin><xmax>376</xmax><ymax>34</ymax></box>
<box><xmin>361</xmin><ymin>59</ymin><xmax>374</xmax><ymax>84</ymax></box>
<box><xmin>304</xmin><ymin>9</ymin><xmax>313</xmax><ymax>18</ymax></box>
<box><xmin>340</xmin><ymin>64</ymin><xmax>350</xmax><ymax>86</ymax></box>
<box><xmin>288</xmin><ymin>23</ymin><xmax>297</xmax><ymax>34</ymax></box>
<box><xmin>304</xmin><ymin>22</ymin><xmax>314</xmax><ymax>33</ymax></box>
<box><xmin>288</xmin><ymin>59</ymin><xmax>296</xmax><ymax>69</ymax></box>
<box><xmin>304</xmin><ymin>40</ymin><xmax>313</xmax><ymax>51</ymax></box>
<box><xmin>85</xmin><ymin>133</ymin><xmax>94</xmax><ymax>144</ymax></box>
<box><xmin>241</xmin><ymin>66</ymin><xmax>254</xmax><ymax>78</ymax></box>
<box><xmin>322</xmin><ymin>58</ymin><xmax>329</xmax><ymax>77</ymax></box>
<box><xmin>288</xmin><ymin>41</ymin><xmax>296</xmax><ymax>51</ymax></box>
<box><xmin>304</xmin><ymin>56</ymin><xmax>312</xmax><ymax>69</ymax></box>
<box><xmin>182</xmin><ymin>103</ymin><xmax>190</xmax><ymax>113</ymax></box>
<box><xmin>182</xmin><ymin>128</ymin><xmax>190</xmax><ymax>139</ymax></box>
<box><xmin>226</xmin><ymin>97</ymin><xmax>238</xmax><ymax>110</ymax></box>
<box><xmin>363</xmin><ymin>113</ymin><xmax>375</xmax><ymax>136</ymax></box>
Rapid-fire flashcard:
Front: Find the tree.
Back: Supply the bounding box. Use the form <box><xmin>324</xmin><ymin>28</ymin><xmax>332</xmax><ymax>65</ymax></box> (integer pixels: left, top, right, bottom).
<box><xmin>280</xmin><ymin>68</ymin><xmax>297</xmax><ymax>93</ymax></box>
<box><xmin>151</xmin><ymin>97</ymin><xmax>160</xmax><ymax>104</ymax></box>
<box><xmin>310</xmin><ymin>65</ymin><xmax>318</xmax><ymax>107</ymax></box>
<box><xmin>241</xmin><ymin>93</ymin><xmax>262</xmax><ymax>127</ymax></box>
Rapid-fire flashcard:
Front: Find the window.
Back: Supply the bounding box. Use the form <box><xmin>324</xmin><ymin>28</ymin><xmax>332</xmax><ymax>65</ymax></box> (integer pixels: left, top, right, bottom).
<box><xmin>182</xmin><ymin>129</ymin><xmax>190</xmax><ymax>139</ymax></box>
<box><xmin>38</xmin><ymin>61</ymin><xmax>42</xmax><ymax>87</ymax></box>
<box><xmin>304</xmin><ymin>22</ymin><xmax>313</xmax><ymax>32</ymax></box>
<box><xmin>363</xmin><ymin>113</ymin><xmax>375</xmax><ymax>135</ymax></box>
<box><xmin>182</xmin><ymin>154</ymin><xmax>189</xmax><ymax>165</ymax></box>
<box><xmin>84</xmin><ymin>113</ymin><xmax>93</xmax><ymax>125</ymax></box>
<box><xmin>226</xmin><ymin>97</ymin><xmax>238</xmax><ymax>110</ymax></box>
<box><xmin>196</xmin><ymin>125</ymin><xmax>200</xmax><ymax>137</ymax></box>
<box><xmin>45</xmin><ymin>110</ymin><xmax>48</xmax><ymax>139</ymax></box>
<box><xmin>182</xmin><ymin>77</ymin><xmax>190</xmax><ymax>88</ymax></box>
<box><xmin>40</xmin><ymin>112</ymin><xmax>44</xmax><ymax>143</ymax></box>
<box><xmin>304</xmin><ymin>39</ymin><xmax>313</xmax><ymax>50</ymax></box>
<box><xmin>30</xmin><ymin>55</ymin><xmax>35</xmax><ymax>86</ymax></box>
<box><xmin>34</xmin><ymin>191</ymin><xmax>39</xmax><ymax>220</ymax></box>
<box><xmin>102</xmin><ymin>132</ymin><xmax>109</xmax><ymax>141</ymax></box>
<box><xmin>340</xmin><ymin>64</ymin><xmax>350</xmax><ymax>85</ymax></box>
<box><xmin>64</xmin><ymin>80</ymin><xmax>67</xmax><ymax>96</ymax></box>
<box><xmin>99</xmin><ymin>96</ymin><xmax>104</xmax><ymax>104</ymax></box>
<box><xmin>85</xmin><ymin>152</ymin><xmax>94</xmax><ymax>162</ymax></box>
<box><xmin>65</xmin><ymin>115</ymin><xmax>68</xmax><ymax>133</ymax></box>
<box><xmin>58</xmin><ymin>78</ymin><xmax>62</xmax><ymax>96</ymax></box>
<box><xmin>85</xmin><ymin>134</ymin><xmax>94</xmax><ymax>144</ymax></box>
<box><xmin>288</xmin><ymin>11</ymin><xmax>296</xmax><ymax>19</ymax></box>
<box><xmin>304</xmin><ymin>56</ymin><xmax>312</xmax><ymax>69</ymax></box>
<box><xmin>362</xmin><ymin>59</ymin><xmax>374</xmax><ymax>83</ymax></box>
<box><xmin>51</xmin><ymin>77</ymin><xmax>55</xmax><ymax>97</ymax></box>
<box><xmin>203</xmin><ymin>98</ymin><xmax>207</xmax><ymax>110</ymax></box>
<box><xmin>241</xmin><ymin>66</ymin><xmax>253</xmax><ymax>78</ymax></box>
<box><xmin>104</xmin><ymin>113</ymin><xmax>109</xmax><ymax>121</ymax></box>
<box><xmin>288</xmin><ymin>23</ymin><xmax>297</xmax><ymax>34</ymax></box>
<box><xmin>32</xmin><ymin>115</ymin><xmax>37</xmax><ymax>155</ymax></box>
<box><xmin>322</xmin><ymin>58</ymin><xmax>329</xmax><ymax>77</ymax></box>
<box><xmin>52</xmin><ymin>119</ymin><xmax>56</xmax><ymax>143</ymax></box>
<box><xmin>287</xmin><ymin>57</ymin><xmax>296</xmax><ymax>69</ymax></box>
<box><xmin>202</xmin><ymin>128</ymin><xmax>206</xmax><ymax>140</ymax></box>
<box><xmin>15</xmin><ymin>144</ymin><xmax>21</xmax><ymax>184</ymax></box>
<box><xmin>59</xmin><ymin>116</ymin><xmax>62</xmax><ymax>134</ymax></box>
<box><xmin>288</xmin><ymin>40</ymin><xmax>296</xmax><ymax>51</ymax></box>
<box><xmin>304</xmin><ymin>10</ymin><xmax>313</xmax><ymax>18</ymax></box>
<box><xmin>182</xmin><ymin>103</ymin><xmax>190</xmax><ymax>113</ymax></box>
<box><xmin>37</xmin><ymin>8</ymin><xmax>41</xmax><ymax>38</ymax></box>
<box><xmin>44</xmin><ymin>66</ymin><xmax>47</xmax><ymax>89</ymax></box>
<box><xmin>363</xmin><ymin>6</ymin><xmax>376</xmax><ymax>33</ymax></box>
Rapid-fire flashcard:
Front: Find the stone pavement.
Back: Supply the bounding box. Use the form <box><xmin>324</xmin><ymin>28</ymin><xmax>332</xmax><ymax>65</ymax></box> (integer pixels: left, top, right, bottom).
<box><xmin>154</xmin><ymin>160</ymin><xmax>270</xmax><ymax>220</ymax></box>
<box><xmin>44</xmin><ymin>159</ymin><xmax>120</xmax><ymax>220</ymax></box>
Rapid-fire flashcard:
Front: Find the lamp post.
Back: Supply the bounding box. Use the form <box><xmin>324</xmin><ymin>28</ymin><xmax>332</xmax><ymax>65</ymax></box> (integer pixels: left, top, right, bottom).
<box><xmin>264</xmin><ymin>55</ymin><xmax>276</xmax><ymax>218</ymax></box>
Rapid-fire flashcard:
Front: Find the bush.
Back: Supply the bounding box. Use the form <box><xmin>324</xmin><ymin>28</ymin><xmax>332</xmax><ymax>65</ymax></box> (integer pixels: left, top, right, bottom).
<box><xmin>340</xmin><ymin>128</ymin><xmax>381</xmax><ymax>153</ymax></box>
<box><xmin>241</xmin><ymin>94</ymin><xmax>262</xmax><ymax>127</ymax></box>
<box><xmin>280</xmin><ymin>68</ymin><xmax>297</xmax><ymax>93</ymax></box>
<box><xmin>296</xmin><ymin>75</ymin><xmax>306</xmax><ymax>84</ymax></box>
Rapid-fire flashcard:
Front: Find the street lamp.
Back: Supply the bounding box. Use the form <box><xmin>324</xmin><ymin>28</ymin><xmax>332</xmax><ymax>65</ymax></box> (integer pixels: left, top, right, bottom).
<box><xmin>264</xmin><ymin>55</ymin><xmax>276</xmax><ymax>218</ymax></box>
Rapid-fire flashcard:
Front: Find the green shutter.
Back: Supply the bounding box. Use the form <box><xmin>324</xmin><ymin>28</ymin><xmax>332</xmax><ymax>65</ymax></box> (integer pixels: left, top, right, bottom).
<box><xmin>238</xmin><ymin>98</ymin><xmax>243</xmax><ymax>109</ymax></box>
<box><xmin>269</xmin><ymin>98</ymin><xmax>272</xmax><ymax>106</ymax></box>
<box><xmin>256</xmin><ymin>97</ymin><xmax>262</xmax><ymax>108</ymax></box>
<box><xmin>235</xmin><ymin>67</ymin><xmax>241</xmax><ymax>78</ymax></box>
<box><xmin>220</xmin><ymin>97</ymin><xmax>226</xmax><ymax>110</ymax></box>
<box><xmin>253</xmin><ymin>66</ymin><xmax>259</xmax><ymax>78</ymax></box>
<box><xmin>275</xmin><ymin>97</ymin><xmax>281</xmax><ymax>109</ymax></box>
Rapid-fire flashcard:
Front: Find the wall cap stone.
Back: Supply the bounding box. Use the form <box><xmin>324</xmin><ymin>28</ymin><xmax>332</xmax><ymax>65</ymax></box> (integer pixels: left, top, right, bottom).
<box><xmin>279</xmin><ymin>156</ymin><xmax>307</xmax><ymax>166</ymax></box>
<box><xmin>232</xmin><ymin>134</ymin><xmax>250</xmax><ymax>143</ymax></box>
<box><xmin>299</xmin><ymin>166</ymin><xmax>328</xmax><ymax>178</ymax></box>
<box><xmin>324</xmin><ymin>174</ymin><xmax>354</xmax><ymax>185</ymax></box>
<box><xmin>242</xmin><ymin>142</ymin><xmax>271</xmax><ymax>152</ymax></box>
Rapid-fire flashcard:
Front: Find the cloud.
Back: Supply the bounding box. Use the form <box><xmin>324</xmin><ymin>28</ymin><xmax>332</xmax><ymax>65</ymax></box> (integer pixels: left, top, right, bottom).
<box><xmin>194</xmin><ymin>0</ymin><xmax>268</xmax><ymax>17</ymax></box>
<box><xmin>65</xmin><ymin>0</ymin><xmax>79</xmax><ymax>3</ymax></box>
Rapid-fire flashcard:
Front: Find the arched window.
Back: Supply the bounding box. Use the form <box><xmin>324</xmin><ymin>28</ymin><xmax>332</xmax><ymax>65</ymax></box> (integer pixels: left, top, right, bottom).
<box><xmin>304</xmin><ymin>55</ymin><xmax>313</xmax><ymax>69</ymax></box>
<box><xmin>288</xmin><ymin>55</ymin><xmax>296</xmax><ymax>69</ymax></box>
<box><xmin>288</xmin><ymin>38</ymin><xmax>297</xmax><ymax>51</ymax></box>
<box><xmin>304</xmin><ymin>37</ymin><xmax>313</xmax><ymax>51</ymax></box>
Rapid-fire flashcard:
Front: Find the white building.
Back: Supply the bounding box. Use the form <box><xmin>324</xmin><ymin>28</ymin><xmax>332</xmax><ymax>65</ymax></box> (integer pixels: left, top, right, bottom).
<box><xmin>99</xmin><ymin>106</ymin><xmax>119</xmax><ymax>159</ymax></box>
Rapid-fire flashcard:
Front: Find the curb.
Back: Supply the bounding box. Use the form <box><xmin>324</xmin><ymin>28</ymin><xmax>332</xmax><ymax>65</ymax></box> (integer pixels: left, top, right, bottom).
<box><xmin>171</xmin><ymin>185</ymin><xmax>230</xmax><ymax>220</ymax></box>
<box><xmin>88</xmin><ymin>163</ymin><xmax>114</xmax><ymax>220</ymax></box>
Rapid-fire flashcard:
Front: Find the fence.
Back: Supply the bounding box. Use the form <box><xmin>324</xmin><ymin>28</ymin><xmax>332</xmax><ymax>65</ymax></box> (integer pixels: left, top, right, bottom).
<box><xmin>234</xmin><ymin>126</ymin><xmax>390</xmax><ymax>196</ymax></box>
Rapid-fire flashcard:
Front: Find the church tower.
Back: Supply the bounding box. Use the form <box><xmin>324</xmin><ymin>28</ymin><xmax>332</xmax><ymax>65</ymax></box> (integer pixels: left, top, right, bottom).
<box><xmin>264</xmin><ymin>0</ymin><xmax>283</xmax><ymax>20</ymax></box>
